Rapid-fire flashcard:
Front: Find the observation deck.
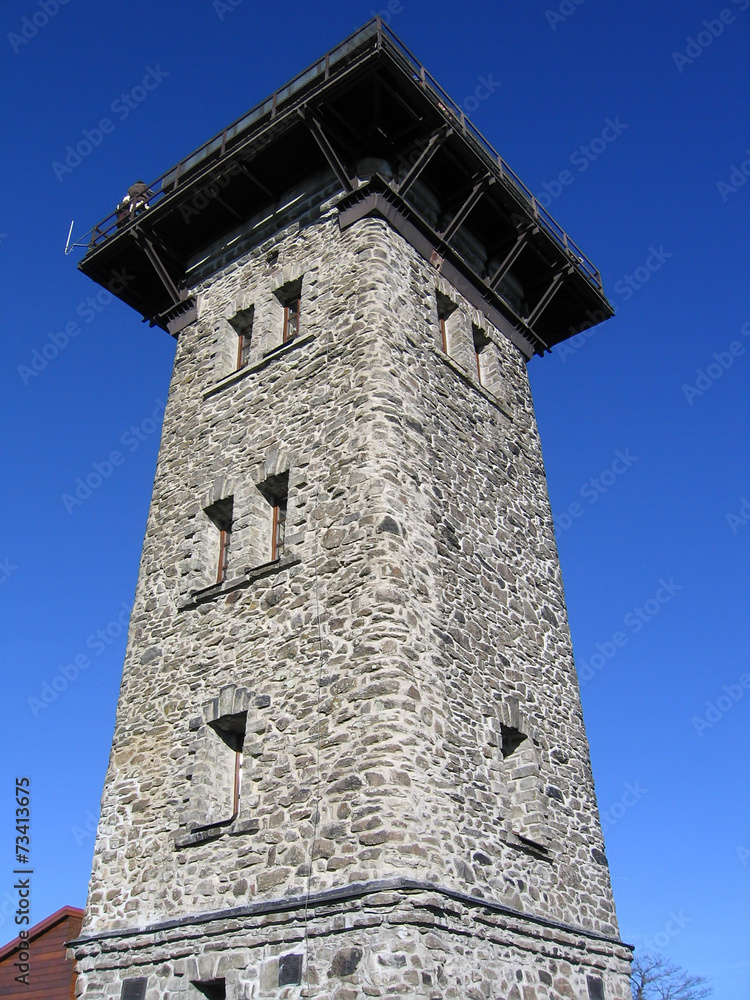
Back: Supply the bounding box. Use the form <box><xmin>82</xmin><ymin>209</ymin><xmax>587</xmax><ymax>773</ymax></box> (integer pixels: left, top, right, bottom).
<box><xmin>75</xmin><ymin>18</ymin><xmax>613</xmax><ymax>357</ymax></box>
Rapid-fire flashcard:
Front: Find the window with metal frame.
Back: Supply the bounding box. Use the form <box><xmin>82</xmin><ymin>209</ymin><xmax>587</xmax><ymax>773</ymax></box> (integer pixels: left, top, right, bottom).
<box><xmin>282</xmin><ymin>297</ymin><xmax>300</xmax><ymax>343</ymax></box>
<box><xmin>258</xmin><ymin>472</ymin><xmax>289</xmax><ymax>562</ymax></box>
<box><xmin>472</xmin><ymin>325</ymin><xmax>490</xmax><ymax>385</ymax></box>
<box><xmin>228</xmin><ymin>305</ymin><xmax>255</xmax><ymax>370</ymax></box>
<box><xmin>204</xmin><ymin>497</ymin><xmax>233</xmax><ymax>585</ymax></box>
<box><xmin>436</xmin><ymin>291</ymin><xmax>457</xmax><ymax>355</ymax></box>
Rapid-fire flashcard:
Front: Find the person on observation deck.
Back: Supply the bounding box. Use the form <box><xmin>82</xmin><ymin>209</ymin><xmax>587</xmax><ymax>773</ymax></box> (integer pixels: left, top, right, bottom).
<box><xmin>126</xmin><ymin>180</ymin><xmax>154</xmax><ymax>215</ymax></box>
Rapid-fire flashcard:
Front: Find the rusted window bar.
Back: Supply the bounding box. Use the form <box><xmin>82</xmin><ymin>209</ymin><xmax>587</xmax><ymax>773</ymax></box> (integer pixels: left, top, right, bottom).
<box><xmin>271</xmin><ymin>498</ymin><xmax>287</xmax><ymax>561</ymax></box>
<box><xmin>216</xmin><ymin>527</ymin><xmax>230</xmax><ymax>584</ymax></box>
<box><xmin>282</xmin><ymin>299</ymin><xmax>300</xmax><ymax>343</ymax></box>
<box><xmin>236</xmin><ymin>330</ymin><xmax>252</xmax><ymax>370</ymax></box>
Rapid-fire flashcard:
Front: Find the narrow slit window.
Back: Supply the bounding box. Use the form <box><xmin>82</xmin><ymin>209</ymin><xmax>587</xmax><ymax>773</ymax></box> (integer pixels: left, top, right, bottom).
<box><xmin>272</xmin><ymin>494</ymin><xmax>287</xmax><ymax>561</ymax></box>
<box><xmin>216</xmin><ymin>526</ymin><xmax>230</xmax><ymax>584</ymax></box>
<box><xmin>282</xmin><ymin>298</ymin><xmax>300</xmax><ymax>343</ymax></box>
<box><xmin>205</xmin><ymin>497</ymin><xmax>233</xmax><ymax>585</ymax></box>
<box><xmin>228</xmin><ymin>305</ymin><xmax>254</xmax><ymax>371</ymax></box>
<box><xmin>193</xmin><ymin>711</ymin><xmax>246</xmax><ymax>833</ymax></box>
<box><xmin>499</xmin><ymin>722</ymin><xmax>548</xmax><ymax>848</ymax></box>
<box><xmin>436</xmin><ymin>292</ymin><xmax>457</xmax><ymax>355</ymax></box>
<box><xmin>438</xmin><ymin>314</ymin><xmax>448</xmax><ymax>353</ymax></box>
<box><xmin>236</xmin><ymin>329</ymin><xmax>253</xmax><ymax>370</ymax></box>
<box><xmin>274</xmin><ymin>278</ymin><xmax>303</xmax><ymax>346</ymax></box>
<box><xmin>472</xmin><ymin>326</ymin><xmax>490</xmax><ymax>385</ymax></box>
<box><xmin>258</xmin><ymin>472</ymin><xmax>289</xmax><ymax>562</ymax></box>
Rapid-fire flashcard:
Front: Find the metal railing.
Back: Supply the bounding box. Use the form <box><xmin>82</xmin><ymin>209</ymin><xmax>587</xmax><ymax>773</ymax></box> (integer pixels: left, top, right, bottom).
<box><xmin>78</xmin><ymin>18</ymin><xmax>603</xmax><ymax>293</ymax></box>
<box><xmin>378</xmin><ymin>23</ymin><xmax>603</xmax><ymax>289</ymax></box>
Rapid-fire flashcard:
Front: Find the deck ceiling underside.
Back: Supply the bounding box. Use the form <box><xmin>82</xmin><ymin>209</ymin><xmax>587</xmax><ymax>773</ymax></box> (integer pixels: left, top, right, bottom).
<box><xmin>79</xmin><ymin>42</ymin><xmax>612</xmax><ymax>354</ymax></box>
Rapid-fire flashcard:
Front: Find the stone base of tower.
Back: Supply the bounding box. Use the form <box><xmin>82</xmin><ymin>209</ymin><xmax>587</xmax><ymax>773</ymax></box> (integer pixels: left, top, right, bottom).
<box><xmin>71</xmin><ymin>881</ymin><xmax>632</xmax><ymax>1000</ymax></box>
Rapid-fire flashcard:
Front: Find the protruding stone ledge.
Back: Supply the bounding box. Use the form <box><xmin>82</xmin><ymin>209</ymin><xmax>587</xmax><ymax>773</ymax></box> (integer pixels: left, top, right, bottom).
<box><xmin>434</xmin><ymin>346</ymin><xmax>514</xmax><ymax>422</ymax></box>
<box><xmin>173</xmin><ymin>817</ymin><xmax>260</xmax><ymax>849</ymax></box>
<box><xmin>202</xmin><ymin>332</ymin><xmax>316</xmax><ymax>400</ymax></box>
<box><xmin>67</xmin><ymin>877</ymin><xmax>631</xmax><ymax>951</ymax></box>
<box><xmin>178</xmin><ymin>556</ymin><xmax>301</xmax><ymax>611</ymax></box>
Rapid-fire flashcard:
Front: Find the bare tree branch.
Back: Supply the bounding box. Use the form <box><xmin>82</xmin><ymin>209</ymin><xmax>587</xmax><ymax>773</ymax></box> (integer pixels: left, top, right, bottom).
<box><xmin>630</xmin><ymin>953</ymin><xmax>712</xmax><ymax>1000</ymax></box>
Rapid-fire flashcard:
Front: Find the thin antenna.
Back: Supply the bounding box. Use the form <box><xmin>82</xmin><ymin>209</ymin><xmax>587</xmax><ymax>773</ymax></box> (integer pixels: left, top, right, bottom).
<box><xmin>64</xmin><ymin>220</ymin><xmax>93</xmax><ymax>255</ymax></box>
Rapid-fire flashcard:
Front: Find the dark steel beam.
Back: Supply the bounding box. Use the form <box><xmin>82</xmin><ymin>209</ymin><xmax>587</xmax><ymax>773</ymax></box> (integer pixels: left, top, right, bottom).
<box><xmin>441</xmin><ymin>175</ymin><xmax>492</xmax><ymax>242</ymax></box>
<box><xmin>133</xmin><ymin>228</ymin><xmax>182</xmax><ymax>305</ymax></box>
<box><xmin>237</xmin><ymin>162</ymin><xmax>275</xmax><ymax>200</ymax></box>
<box><xmin>395</xmin><ymin>125</ymin><xmax>453</xmax><ymax>196</ymax></box>
<box><xmin>299</xmin><ymin>108</ymin><xmax>354</xmax><ymax>193</ymax></box>
<box><xmin>526</xmin><ymin>268</ymin><xmax>572</xmax><ymax>328</ymax></box>
<box><xmin>338</xmin><ymin>191</ymin><xmax>538</xmax><ymax>358</ymax></box>
<box><xmin>488</xmin><ymin>228</ymin><xmax>534</xmax><ymax>290</ymax></box>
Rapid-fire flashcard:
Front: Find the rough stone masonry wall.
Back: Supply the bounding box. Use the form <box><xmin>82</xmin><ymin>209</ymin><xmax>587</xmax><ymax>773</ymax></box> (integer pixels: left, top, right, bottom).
<box><xmin>76</xmin><ymin>201</ymin><xmax>630</xmax><ymax>999</ymax></box>
<box><xmin>362</xmin><ymin>221</ymin><xmax>622</xmax><ymax>936</ymax></box>
<box><xmin>73</xmin><ymin>887</ymin><xmax>632</xmax><ymax>1000</ymax></box>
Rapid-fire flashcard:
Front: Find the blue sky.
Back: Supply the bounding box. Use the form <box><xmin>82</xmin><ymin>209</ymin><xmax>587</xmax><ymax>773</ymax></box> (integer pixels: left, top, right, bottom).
<box><xmin>0</xmin><ymin>1</ymin><xmax>747</xmax><ymax>995</ymax></box>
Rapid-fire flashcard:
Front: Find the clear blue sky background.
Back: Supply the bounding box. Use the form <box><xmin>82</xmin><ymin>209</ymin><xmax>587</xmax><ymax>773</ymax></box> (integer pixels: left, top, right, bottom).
<box><xmin>1</xmin><ymin>1</ymin><xmax>747</xmax><ymax>995</ymax></box>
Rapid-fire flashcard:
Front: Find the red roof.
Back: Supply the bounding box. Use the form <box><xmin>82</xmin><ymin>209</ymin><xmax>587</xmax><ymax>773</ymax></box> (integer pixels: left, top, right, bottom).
<box><xmin>0</xmin><ymin>906</ymin><xmax>84</xmax><ymax>962</ymax></box>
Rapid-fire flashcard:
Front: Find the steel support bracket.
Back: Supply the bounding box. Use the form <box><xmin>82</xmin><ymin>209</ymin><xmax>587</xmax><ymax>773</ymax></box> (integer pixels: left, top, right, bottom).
<box><xmin>299</xmin><ymin>107</ymin><xmax>355</xmax><ymax>193</ymax></box>
<box><xmin>395</xmin><ymin>125</ymin><xmax>453</xmax><ymax>197</ymax></box>
<box><xmin>441</xmin><ymin>174</ymin><xmax>493</xmax><ymax>243</ymax></box>
<box><xmin>526</xmin><ymin>266</ymin><xmax>572</xmax><ymax>329</ymax></box>
<box><xmin>133</xmin><ymin>226</ymin><xmax>183</xmax><ymax>306</ymax></box>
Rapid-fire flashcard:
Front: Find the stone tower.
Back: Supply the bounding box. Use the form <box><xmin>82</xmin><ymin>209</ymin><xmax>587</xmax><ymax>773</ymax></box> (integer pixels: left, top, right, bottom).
<box><xmin>70</xmin><ymin>20</ymin><xmax>632</xmax><ymax>1000</ymax></box>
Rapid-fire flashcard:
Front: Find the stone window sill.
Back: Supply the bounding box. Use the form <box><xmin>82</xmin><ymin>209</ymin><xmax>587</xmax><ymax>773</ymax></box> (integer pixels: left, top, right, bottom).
<box><xmin>434</xmin><ymin>347</ymin><xmax>513</xmax><ymax>422</ymax></box>
<box><xmin>178</xmin><ymin>555</ymin><xmax>301</xmax><ymax>611</ymax></box>
<box><xmin>203</xmin><ymin>332</ymin><xmax>316</xmax><ymax>400</ymax></box>
<box><xmin>174</xmin><ymin>817</ymin><xmax>260</xmax><ymax>849</ymax></box>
